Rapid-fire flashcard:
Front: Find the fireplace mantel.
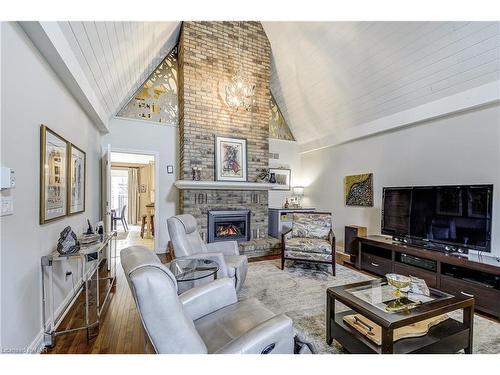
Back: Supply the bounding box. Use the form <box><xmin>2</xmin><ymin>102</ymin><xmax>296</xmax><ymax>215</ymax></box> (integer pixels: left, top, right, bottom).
<box><xmin>174</xmin><ymin>180</ymin><xmax>278</xmax><ymax>191</ymax></box>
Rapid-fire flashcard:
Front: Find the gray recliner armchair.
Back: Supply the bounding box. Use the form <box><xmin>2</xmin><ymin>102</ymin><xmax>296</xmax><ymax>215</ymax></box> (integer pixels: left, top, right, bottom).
<box><xmin>167</xmin><ymin>214</ymin><xmax>248</xmax><ymax>292</ymax></box>
<box><xmin>121</xmin><ymin>246</ymin><xmax>295</xmax><ymax>354</ymax></box>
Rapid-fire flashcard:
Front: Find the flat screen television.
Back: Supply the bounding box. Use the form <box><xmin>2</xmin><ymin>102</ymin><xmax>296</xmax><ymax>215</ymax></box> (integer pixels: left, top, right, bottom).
<box><xmin>382</xmin><ymin>185</ymin><xmax>493</xmax><ymax>252</ymax></box>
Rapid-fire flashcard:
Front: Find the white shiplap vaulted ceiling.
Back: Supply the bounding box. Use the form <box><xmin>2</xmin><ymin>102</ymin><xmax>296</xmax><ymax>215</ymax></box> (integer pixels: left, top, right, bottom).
<box><xmin>46</xmin><ymin>22</ymin><xmax>499</xmax><ymax>146</ymax></box>
<box><xmin>262</xmin><ymin>22</ymin><xmax>500</xmax><ymax>149</ymax></box>
<box><xmin>58</xmin><ymin>21</ymin><xmax>180</xmax><ymax>119</ymax></box>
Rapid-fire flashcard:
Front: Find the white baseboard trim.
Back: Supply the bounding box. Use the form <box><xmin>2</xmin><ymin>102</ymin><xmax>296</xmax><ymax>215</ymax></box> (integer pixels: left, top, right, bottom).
<box><xmin>27</xmin><ymin>330</ymin><xmax>44</xmax><ymax>354</ymax></box>
<box><xmin>26</xmin><ymin>270</ymin><xmax>87</xmax><ymax>353</ymax></box>
<box><xmin>299</xmin><ymin>81</ymin><xmax>500</xmax><ymax>154</ymax></box>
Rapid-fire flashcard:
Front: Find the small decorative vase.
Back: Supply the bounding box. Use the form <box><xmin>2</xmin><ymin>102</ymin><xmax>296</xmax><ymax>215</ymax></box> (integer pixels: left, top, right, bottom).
<box><xmin>195</xmin><ymin>168</ymin><xmax>201</xmax><ymax>181</ymax></box>
<box><xmin>269</xmin><ymin>172</ymin><xmax>276</xmax><ymax>184</ymax></box>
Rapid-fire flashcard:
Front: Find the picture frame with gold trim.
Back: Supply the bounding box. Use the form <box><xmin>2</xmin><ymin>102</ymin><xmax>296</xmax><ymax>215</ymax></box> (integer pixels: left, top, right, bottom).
<box><xmin>68</xmin><ymin>143</ymin><xmax>86</xmax><ymax>215</ymax></box>
<box><xmin>40</xmin><ymin>125</ymin><xmax>69</xmax><ymax>224</ymax></box>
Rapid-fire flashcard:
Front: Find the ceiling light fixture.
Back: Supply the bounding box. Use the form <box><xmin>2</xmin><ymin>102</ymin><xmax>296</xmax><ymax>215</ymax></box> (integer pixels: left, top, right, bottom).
<box><xmin>225</xmin><ymin>22</ymin><xmax>256</xmax><ymax>111</ymax></box>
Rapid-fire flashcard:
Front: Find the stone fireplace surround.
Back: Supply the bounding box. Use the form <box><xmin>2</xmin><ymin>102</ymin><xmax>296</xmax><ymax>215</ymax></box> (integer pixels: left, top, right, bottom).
<box><xmin>177</xmin><ymin>21</ymin><xmax>278</xmax><ymax>257</ymax></box>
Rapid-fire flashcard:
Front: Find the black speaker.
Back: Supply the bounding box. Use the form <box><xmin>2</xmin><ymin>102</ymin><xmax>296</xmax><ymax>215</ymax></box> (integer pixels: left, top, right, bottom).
<box><xmin>344</xmin><ymin>225</ymin><xmax>367</xmax><ymax>263</ymax></box>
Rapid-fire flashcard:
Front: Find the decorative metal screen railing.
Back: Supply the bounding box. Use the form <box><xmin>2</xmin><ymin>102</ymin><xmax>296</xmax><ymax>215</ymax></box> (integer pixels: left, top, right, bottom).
<box><xmin>117</xmin><ymin>46</ymin><xmax>178</xmax><ymax>125</ymax></box>
<box><xmin>117</xmin><ymin>45</ymin><xmax>295</xmax><ymax>141</ymax></box>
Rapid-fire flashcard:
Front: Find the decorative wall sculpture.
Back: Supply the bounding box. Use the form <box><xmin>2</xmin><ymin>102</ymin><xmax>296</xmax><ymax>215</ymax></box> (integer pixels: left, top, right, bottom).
<box><xmin>269</xmin><ymin>94</ymin><xmax>295</xmax><ymax>141</ymax></box>
<box><xmin>117</xmin><ymin>46</ymin><xmax>178</xmax><ymax>125</ymax></box>
<box><xmin>117</xmin><ymin>43</ymin><xmax>296</xmax><ymax>144</ymax></box>
<box><xmin>344</xmin><ymin>173</ymin><xmax>374</xmax><ymax>207</ymax></box>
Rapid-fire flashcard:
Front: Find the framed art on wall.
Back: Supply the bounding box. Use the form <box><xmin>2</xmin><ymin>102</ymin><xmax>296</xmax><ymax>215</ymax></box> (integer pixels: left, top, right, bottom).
<box><xmin>344</xmin><ymin>173</ymin><xmax>374</xmax><ymax>207</ymax></box>
<box><xmin>40</xmin><ymin>125</ymin><xmax>69</xmax><ymax>224</ymax></box>
<box><xmin>269</xmin><ymin>168</ymin><xmax>291</xmax><ymax>190</ymax></box>
<box><xmin>68</xmin><ymin>143</ymin><xmax>86</xmax><ymax>215</ymax></box>
<box><xmin>215</xmin><ymin>136</ymin><xmax>247</xmax><ymax>182</ymax></box>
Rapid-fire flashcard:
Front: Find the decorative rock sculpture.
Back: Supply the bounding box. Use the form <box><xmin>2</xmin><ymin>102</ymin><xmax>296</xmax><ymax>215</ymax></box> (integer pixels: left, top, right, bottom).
<box><xmin>56</xmin><ymin>226</ymin><xmax>80</xmax><ymax>255</ymax></box>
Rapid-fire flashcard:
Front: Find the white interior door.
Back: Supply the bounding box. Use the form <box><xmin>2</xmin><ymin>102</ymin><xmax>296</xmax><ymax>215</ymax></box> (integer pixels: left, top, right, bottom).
<box><xmin>101</xmin><ymin>144</ymin><xmax>112</xmax><ymax>233</ymax></box>
<box><xmin>102</xmin><ymin>144</ymin><xmax>112</xmax><ymax>269</ymax></box>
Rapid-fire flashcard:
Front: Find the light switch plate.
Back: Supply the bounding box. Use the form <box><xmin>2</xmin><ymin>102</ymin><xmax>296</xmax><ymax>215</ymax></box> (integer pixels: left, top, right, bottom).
<box><xmin>1</xmin><ymin>167</ymin><xmax>15</xmax><ymax>189</ymax></box>
<box><xmin>0</xmin><ymin>196</ymin><xmax>14</xmax><ymax>216</ymax></box>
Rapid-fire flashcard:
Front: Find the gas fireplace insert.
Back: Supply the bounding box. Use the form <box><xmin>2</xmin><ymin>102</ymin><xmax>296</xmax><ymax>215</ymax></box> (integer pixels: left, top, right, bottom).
<box><xmin>207</xmin><ymin>209</ymin><xmax>251</xmax><ymax>243</ymax></box>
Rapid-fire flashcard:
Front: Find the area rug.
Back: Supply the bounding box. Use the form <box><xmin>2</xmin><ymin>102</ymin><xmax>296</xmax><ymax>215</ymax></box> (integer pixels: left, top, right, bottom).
<box><xmin>238</xmin><ymin>260</ymin><xmax>500</xmax><ymax>354</ymax></box>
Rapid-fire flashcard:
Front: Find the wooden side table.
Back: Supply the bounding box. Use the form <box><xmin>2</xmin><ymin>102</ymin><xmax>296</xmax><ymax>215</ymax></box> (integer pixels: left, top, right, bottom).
<box><xmin>326</xmin><ymin>278</ymin><xmax>474</xmax><ymax>354</ymax></box>
<box><xmin>140</xmin><ymin>214</ymin><xmax>155</xmax><ymax>238</ymax></box>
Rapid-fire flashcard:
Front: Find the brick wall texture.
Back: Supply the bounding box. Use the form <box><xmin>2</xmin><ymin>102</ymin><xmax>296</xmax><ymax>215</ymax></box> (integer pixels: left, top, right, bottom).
<box><xmin>178</xmin><ymin>21</ymin><xmax>271</xmax><ymax>241</ymax></box>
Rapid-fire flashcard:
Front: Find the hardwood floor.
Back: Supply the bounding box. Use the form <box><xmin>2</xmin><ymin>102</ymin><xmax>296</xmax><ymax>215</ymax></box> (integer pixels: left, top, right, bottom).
<box><xmin>44</xmin><ymin>227</ymin><xmax>156</xmax><ymax>354</ymax></box>
<box><xmin>44</xmin><ymin>258</ymin><xmax>145</xmax><ymax>353</ymax></box>
<box><xmin>43</xmin><ymin>228</ymin><xmax>280</xmax><ymax>354</ymax></box>
<box><xmin>116</xmin><ymin>225</ymin><xmax>155</xmax><ymax>252</ymax></box>
<box><xmin>43</xmin><ymin>229</ymin><xmax>268</xmax><ymax>354</ymax></box>
<box><xmin>43</xmin><ymin>237</ymin><xmax>497</xmax><ymax>354</ymax></box>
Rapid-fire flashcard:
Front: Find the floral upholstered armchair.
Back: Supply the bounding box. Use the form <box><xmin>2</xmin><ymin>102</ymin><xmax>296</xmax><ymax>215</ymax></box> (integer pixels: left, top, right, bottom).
<box><xmin>281</xmin><ymin>212</ymin><xmax>336</xmax><ymax>275</ymax></box>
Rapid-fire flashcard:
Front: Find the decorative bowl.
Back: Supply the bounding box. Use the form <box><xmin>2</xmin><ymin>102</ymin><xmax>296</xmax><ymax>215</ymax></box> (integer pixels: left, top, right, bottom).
<box><xmin>386</xmin><ymin>273</ymin><xmax>411</xmax><ymax>289</ymax></box>
<box><xmin>385</xmin><ymin>274</ymin><xmax>413</xmax><ymax>312</ymax></box>
<box><xmin>79</xmin><ymin>233</ymin><xmax>101</xmax><ymax>245</ymax></box>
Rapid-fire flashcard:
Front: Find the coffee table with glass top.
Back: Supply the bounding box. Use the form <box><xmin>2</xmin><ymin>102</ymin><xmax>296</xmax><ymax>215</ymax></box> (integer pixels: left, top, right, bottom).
<box><xmin>169</xmin><ymin>258</ymin><xmax>219</xmax><ymax>282</ymax></box>
<box><xmin>326</xmin><ymin>278</ymin><xmax>474</xmax><ymax>354</ymax></box>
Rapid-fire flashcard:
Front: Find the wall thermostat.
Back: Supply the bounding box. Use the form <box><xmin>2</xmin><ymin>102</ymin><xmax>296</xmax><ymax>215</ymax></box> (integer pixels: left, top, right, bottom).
<box><xmin>0</xmin><ymin>167</ymin><xmax>15</xmax><ymax>190</ymax></box>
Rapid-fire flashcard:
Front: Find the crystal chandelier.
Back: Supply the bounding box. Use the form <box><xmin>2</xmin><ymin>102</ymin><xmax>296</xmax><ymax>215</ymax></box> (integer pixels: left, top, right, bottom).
<box><xmin>225</xmin><ymin>22</ymin><xmax>256</xmax><ymax>111</ymax></box>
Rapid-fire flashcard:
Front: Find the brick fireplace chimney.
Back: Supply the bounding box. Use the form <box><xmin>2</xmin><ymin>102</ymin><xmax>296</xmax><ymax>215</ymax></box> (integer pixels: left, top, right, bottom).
<box><xmin>177</xmin><ymin>21</ymin><xmax>272</xmax><ymax>241</ymax></box>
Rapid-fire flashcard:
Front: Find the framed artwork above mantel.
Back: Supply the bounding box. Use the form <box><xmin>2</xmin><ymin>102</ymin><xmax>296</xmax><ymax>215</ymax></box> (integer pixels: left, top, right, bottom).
<box><xmin>214</xmin><ymin>136</ymin><xmax>248</xmax><ymax>182</ymax></box>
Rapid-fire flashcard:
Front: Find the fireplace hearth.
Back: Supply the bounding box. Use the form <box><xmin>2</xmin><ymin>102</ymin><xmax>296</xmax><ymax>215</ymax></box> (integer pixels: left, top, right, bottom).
<box><xmin>208</xmin><ymin>210</ymin><xmax>251</xmax><ymax>243</ymax></box>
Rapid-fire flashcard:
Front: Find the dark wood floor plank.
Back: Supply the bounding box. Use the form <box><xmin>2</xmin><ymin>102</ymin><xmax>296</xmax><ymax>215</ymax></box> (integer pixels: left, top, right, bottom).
<box><xmin>44</xmin><ymin>251</ymin><xmax>144</xmax><ymax>354</ymax></box>
<box><xmin>44</xmin><ymin>249</ymin><xmax>282</xmax><ymax>354</ymax></box>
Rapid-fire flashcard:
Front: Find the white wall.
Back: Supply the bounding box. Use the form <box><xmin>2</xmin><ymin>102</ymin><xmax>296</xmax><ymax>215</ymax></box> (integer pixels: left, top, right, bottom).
<box><xmin>301</xmin><ymin>104</ymin><xmax>500</xmax><ymax>256</ymax></box>
<box><xmin>0</xmin><ymin>22</ymin><xmax>102</xmax><ymax>351</ymax></box>
<box><xmin>102</xmin><ymin>117</ymin><xmax>178</xmax><ymax>253</ymax></box>
<box><xmin>268</xmin><ymin>139</ymin><xmax>302</xmax><ymax>208</ymax></box>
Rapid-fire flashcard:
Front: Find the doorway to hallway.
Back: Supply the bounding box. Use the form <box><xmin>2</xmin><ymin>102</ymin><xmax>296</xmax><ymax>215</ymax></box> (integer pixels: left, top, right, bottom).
<box><xmin>110</xmin><ymin>151</ymin><xmax>157</xmax><ymax>252</ymax></box>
